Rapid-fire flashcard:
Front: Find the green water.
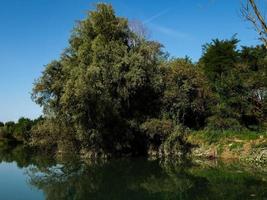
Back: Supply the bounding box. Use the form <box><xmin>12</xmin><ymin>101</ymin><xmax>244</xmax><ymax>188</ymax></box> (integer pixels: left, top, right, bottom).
<box><xmin>0</xmin><ymin>145</ymin><xmax>266</xmax><ymax>200</ymax></box>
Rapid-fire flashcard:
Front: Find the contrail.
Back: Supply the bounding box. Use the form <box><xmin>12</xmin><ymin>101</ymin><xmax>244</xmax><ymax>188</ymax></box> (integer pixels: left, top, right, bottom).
<box><xmin>143</xmin><ymin>8</ymin><xmax>170</xmax><ymax>24</ymax></box>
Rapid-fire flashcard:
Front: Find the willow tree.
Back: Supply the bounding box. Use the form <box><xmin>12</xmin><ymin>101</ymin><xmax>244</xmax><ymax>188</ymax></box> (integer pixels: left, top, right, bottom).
<box><xmin>32</xmin><ymin>4</ymin><xmax>164</xmax><ymax>154</ymax></box>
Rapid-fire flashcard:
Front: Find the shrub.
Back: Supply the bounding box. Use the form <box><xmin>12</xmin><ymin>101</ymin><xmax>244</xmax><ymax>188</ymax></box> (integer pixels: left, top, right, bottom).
<box><xmin>207</xmin><ymin>116</ymin><xmax>243</xmax><ymax>131</ymax></box>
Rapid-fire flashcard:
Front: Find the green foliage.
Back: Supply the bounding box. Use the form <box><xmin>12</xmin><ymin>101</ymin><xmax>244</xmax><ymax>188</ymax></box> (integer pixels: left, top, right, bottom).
<box><xmin>200</xmin><ymin>38</ymin><xmax>267</xmax><ymax>131</ymax></box>
<box><xmin>30</xmin><ymin>118</ymin><xmax>77</xmax><ymax>153</ymax></box>
<box><xmin>200</xmin><ymin>37</ymin><xmax>240</xmax><ymax>84</ymax></box>
<box><xmin>13</xmin><ymin>118</ymin><xmax>34</xmax><ymax>142</ymax></box>
<box><xmin>29</xmin><ymin>3</ymin><xmax>267</xmax><ymax>157</ymax></box>
<box><xmin>0</xmin><ymin>127</ymin><xmax>10</xmax><ymax>140</ymax></box>
<box><xmin>141</xmin><ymin>119</ymin><xmax>173</xmax><ymax>148</ymax></box>
<box><xmin>162</xmin><ymin>58</ymin><xmax>213</xmax><ymax>128</ymax></box>
<box><xmin>141</xmin><ymin>119</ymin><xmax>191</xmax><ymax>156</ymax></box>
<box><xmin>200</xmin><ymin>38</ymin><xmax>243</xmax><ymax>130</ymax></box>
<box><xmin>162</xmin><ymin>125</ymin><xmax>190</xmax><ymax>156</ymax></box>
<box><xmin>0</xmin><ymin>118</ymin><xmax>42</xmax><ymax>143</ymax></box>
<box><xmin>228</xmin><ymin>142</ymin><xmax>244</xmax><ymax>151</ymax></box>
<box><xmin>32</xmin><ymin>61</ymin><xmax>64</xmax><ymax>115</ymax></box>
<box><xmin>0</xmin><ymin>121</ymin><xmax>16</xmax><ymax>140</ymax></box>
<box><xmin>32</xmin><ymin>3</ymin><xmax>164</xmax><ymax>155</ymax></box>
<box><xmin>207</xmin><ymin>116</ymin><xmax>243</xmax><ymax>131</ymax></box>
<box><xmin>191</xmin><ymin>130</ymin><xmax>267</xmax><ymax>144</ymax></box>
<box><xmin>239</xmin><ymin>45</ymin><xmax>267</xmax><ymax>129</ymax></box>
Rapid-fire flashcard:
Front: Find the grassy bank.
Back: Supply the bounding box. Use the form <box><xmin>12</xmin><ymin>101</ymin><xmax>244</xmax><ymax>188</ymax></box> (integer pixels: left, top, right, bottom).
<box><xmin>188</xmin><ymin>130</ymin><xmax>267</xmax><ymax>164</ymax></box>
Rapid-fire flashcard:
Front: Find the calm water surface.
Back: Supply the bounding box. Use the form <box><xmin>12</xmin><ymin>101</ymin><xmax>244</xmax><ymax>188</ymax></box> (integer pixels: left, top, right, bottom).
<box><xmin>0</xmin><ymin>145</ymin><xmax>266</xmax><ymax>200</ymax></box>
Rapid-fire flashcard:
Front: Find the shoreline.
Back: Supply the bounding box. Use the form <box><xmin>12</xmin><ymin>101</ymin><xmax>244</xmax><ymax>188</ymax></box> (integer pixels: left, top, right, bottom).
<box><xmin>187</xmin><ymin>131</ymin><xmax>267</xmax><ymax>164</ymax></box>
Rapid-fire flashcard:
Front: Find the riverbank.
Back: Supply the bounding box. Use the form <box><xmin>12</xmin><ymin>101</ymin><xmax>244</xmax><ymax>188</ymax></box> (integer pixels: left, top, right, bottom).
<box><xmin>1</xmin><ymin>125</ymin><xmax>267</xmax><ymax>165</ymax></box>
<box><xmin>188</xmin><ymin>131</ymin><xmax>267</xmax><ymax>164</ymax></box>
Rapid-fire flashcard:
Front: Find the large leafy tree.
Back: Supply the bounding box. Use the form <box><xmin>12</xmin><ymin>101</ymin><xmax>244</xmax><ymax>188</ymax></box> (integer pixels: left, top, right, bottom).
<box><xmin>32</xmin><ymin>3</ymin><xmax>164</xmax><ymax>154</ymax></box>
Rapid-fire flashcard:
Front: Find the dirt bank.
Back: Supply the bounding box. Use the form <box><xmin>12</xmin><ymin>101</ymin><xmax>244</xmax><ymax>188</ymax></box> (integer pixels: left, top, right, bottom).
<box><xmin>188</xmin><ymin>132</ymin><xmax>267</xmax><ymax>164</ymax></box>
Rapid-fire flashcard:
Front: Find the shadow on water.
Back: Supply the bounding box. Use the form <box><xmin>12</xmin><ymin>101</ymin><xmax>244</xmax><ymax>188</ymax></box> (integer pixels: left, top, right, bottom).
<box><xmin>0</xmin><ymin>144</ymin><xmax>266</xmax><ymax>200</ymax></box>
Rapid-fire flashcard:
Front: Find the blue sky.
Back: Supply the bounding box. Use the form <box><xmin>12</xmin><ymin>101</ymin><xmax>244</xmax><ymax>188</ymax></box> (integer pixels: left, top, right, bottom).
<box><xmin>0</xmin><ymin>0</ymin><xmax>262</xmax><ymax>122</ymax></box>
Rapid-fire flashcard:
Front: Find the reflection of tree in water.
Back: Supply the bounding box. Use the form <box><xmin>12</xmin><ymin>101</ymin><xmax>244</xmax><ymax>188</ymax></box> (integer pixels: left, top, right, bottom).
<box><xmin>0</xmin><ymin>144</ymin><xmax>56</xmax><ymax>169</ymax></box>
<box><xmin>138</xmin><ymin>160</ymin><xmax>211</xmax><ymax>200</ymax></box>
<box><xmin>24</xmin><ymin>158</ymin><xmax>209</xmax><ymax>200</ymax></box>
<box><xmin>26</xmin><ymin>158</ymin><xmax>267</xmax><ymax>200</ymax></box>
<box><xmin>187</xmin><ymin>163</ymin><xmax>267</xmax><ymax>200</ymax></box>
<box><xmin>0</xmin><ymin>145</ymin><xmax>266</xmax><ymax>200</ymax></box>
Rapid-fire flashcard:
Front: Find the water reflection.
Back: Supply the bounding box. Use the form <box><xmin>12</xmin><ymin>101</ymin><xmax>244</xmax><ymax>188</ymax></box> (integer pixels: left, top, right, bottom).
<box><xmin>0</xmin><ymin>145</ymin><xmax>266</xmax><ymax>200</ymax></box>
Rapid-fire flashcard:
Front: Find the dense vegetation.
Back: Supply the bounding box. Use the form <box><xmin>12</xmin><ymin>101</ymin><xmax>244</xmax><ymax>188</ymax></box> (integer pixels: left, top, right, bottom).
<box><xmin>3</xmin><ymin>3</ymin><xmax>266</xmax><ymax>157</ymax></box>
<box><xmin>0</xmin><ymin>117</ymin><xmax>41</xmax><ymax>144</ymax></box>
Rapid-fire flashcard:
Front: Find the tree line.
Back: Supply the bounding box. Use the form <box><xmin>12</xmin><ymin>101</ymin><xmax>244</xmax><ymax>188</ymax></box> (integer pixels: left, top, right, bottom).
<box><xmin>0</xmin><ymin>117</ymin><xmax>42</xmax><ymax>143</ymax></box>
<box><xmin>2</xmin><ymin>3</ymin><xmax>266</xmax><ymax>157</ymax></box>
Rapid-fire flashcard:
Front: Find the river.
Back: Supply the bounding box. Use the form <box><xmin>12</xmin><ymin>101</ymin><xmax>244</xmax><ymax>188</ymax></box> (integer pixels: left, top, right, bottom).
<box><xmin>0</xmin><ymin>145</ymin><xmax>266</xmax><ymax>200</ymax></box>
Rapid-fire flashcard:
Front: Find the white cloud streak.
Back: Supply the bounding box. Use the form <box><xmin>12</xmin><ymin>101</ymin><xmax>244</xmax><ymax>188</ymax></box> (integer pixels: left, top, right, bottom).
<box><xmin>143</xmin><ymin>7</ymin><xmax>193</xmax><ymax>40</ymax></box>
<box><xmin>143</xmin><ymin>8</ymin><xmax>170</xmax><ymax>24</ymax></box>
<box><xmin>149</xmin><ymin>24</ymin><xmax>191</xmax><ymax>40</ymax></box>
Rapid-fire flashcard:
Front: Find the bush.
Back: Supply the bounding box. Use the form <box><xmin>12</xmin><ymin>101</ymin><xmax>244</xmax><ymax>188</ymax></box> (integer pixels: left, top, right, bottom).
<box><xmin>207</xmin><ymin>116</ymin><xmax>243</xmax><ymax>131</ymax></box>
<box><xmin>141</xmin><ymin>118</ymin><xmax>174</xmax><ymax>155</ymax></box>
<box><xmin>141</xmin><ymin>119</ymin><xmax>190</xmax><ymax>157</ymax></box>
<box><xmin>162</xmin><ymin>125</ymin><xmax>190</xmax><ymax>156</ymax></box>
<box><xmin>141</xmin><ymin>119</ymin><xmax>173</xmax><ymax>142</ymax></box>
<box><xmin>30</xmin><ymin>118</ymin><xmax>78</xmax><ymax>153</ymax></box>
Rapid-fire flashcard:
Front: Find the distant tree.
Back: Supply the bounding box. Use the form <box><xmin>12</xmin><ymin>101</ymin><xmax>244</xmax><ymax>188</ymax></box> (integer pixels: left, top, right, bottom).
<box><xmin>5</xmin><ymin>121</ymin><xmax>15</xmax><ymax>127</ymax></box>
<box><xmin>0</xmin><ymin>121</ymin><xmax>15</xmax><ymax>139</ymax></box>
<box><xmin>0</xmin><ymin>118</ymin><xmax>38</xmax><ymax>142</ymax></box>
<box><xmin>5</xmin><ymin>121</ymin><xmax>16</xmax><ymax>133</ymax></box>
<box><xmin>241</xmin><ymin>0</ymin><xmax>267</xmax><ymax>48</ymax></box>
<box><xmin>0</xmin><ymin>122</ymin><xmax>4</xmax><ymax>127</ymax></box>
<box><xmin>13</xmin><ymin>117</ymin><xmax>33</xmax><ymax>142</ymax></box>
